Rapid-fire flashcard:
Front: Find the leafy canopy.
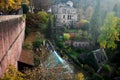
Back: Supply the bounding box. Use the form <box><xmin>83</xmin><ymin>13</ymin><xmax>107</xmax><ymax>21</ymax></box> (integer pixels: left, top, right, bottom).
<box><xmin>63</xmin><ymin>33</ymin><xmax>70</xmax><ymax>40</ymax></box>
<box><xmin>37</xmin><ymin>11</ymin><xmax>49</xmax><ymax>24</ymax></box>
<box><xmin>1</xmin><ymin>65</ymin><xmax>25</xmax><ymax>80</ymax></box>
<box><xmin>98</xmin><ymin>13</ymin><xmax>120</xmax><ymax>49</ymax></box>
<box><xmin>0</xmin><ymin>0</ymin><xmax>29</xmax><ymax>12</ymax></box>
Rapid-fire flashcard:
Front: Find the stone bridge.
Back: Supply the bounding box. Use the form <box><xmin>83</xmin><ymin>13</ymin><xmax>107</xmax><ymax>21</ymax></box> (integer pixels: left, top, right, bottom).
<box><xmin>0</xmin><ymin>15</ymin><xmax>25</xmax><ymax>77</ymax></box>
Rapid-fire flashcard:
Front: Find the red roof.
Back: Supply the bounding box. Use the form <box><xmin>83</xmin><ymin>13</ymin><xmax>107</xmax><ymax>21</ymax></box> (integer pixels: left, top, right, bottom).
<box><xmin>19</xmin><ymin>49</ymin><xmax>34</xmax><ymax>65</ymax></box>
<box><xmin>70</xmin><ymin>33</ymin><xmax>75</xmax><ymax>38</ymax></box>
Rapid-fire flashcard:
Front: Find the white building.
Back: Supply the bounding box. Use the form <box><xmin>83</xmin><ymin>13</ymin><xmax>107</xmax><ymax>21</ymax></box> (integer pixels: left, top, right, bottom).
<box><xmin>52</xmin><ymin>1</ymin><xmax>78</xmax><ymax>27</ymax></box>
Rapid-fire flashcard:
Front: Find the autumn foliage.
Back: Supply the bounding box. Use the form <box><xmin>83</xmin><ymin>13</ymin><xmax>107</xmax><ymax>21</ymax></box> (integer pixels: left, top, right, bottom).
<box><xmin>0</xmin><ymin>0</ymin><xmax>29</xmax><ymax>14</ymax></box>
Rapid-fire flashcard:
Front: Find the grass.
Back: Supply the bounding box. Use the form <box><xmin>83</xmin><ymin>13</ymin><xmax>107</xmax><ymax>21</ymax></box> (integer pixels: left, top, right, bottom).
<box><xmin>70</xmin><ymin>51</ymin><xmax>80</xmax><ymax>60</ymax></box>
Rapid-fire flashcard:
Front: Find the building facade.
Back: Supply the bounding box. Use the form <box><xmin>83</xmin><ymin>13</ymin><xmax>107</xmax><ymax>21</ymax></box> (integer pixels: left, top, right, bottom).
<box><xmin>52</xmin><ymin>1</ymin><xmax>78</xmax><ymax>27</ymax></box>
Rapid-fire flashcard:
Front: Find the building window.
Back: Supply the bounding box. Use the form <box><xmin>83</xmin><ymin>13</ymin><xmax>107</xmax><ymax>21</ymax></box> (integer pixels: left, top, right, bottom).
<box><xmin>67</xmin><ymin>15</ymin><xmax>69</xmax><ymax>20</ymax></box>
<box><xmin>67</xmin><ymin>15</ymin><xmax>71</xmax><ymax>20</ymax></box>
<box><xmin>70</xmin><ymin>15</ymin><xmax>71</xmax><ymax>20</ymax></box>
<box><xmin>63</xmin><ymin>15</ymin><xmax>65</xmax><ymax>19</ymax></box>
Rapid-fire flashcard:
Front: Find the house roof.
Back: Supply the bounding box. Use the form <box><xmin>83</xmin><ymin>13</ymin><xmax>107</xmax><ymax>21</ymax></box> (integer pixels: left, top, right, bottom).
<box><xmin>19</xmin><ymin>49</ymin><xmax>34</xmax><ymax>66</ymax></box>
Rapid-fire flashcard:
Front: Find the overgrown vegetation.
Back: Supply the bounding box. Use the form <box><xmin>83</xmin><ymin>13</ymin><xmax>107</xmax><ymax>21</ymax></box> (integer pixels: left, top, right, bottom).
<box><xmin>98</xmin><ymin>13</ymin><xmax>120</xmax><ymax>49</ymax></box>
<box><xmin>52</xmin><ymin>0</ymin><xmax>120</xmax><ymax>80</ymax></box>
<box><xmin>0</xmin><ymin>0</ymin><xmax>29</xmax><ymax>14</ymax></box>
<box><xmin>1</xmin><ymin>65</ymin><xmax>75</xmax><ymax>80</ymax></box>
<box><xmin>1</xmin><ymin>65</ymin><xmax>25</xmax><ymax>80</ymax></box>
<box><xmin>1</xmin><ymin>0</ymin><xmax>120</xmax><ymax>80</ymax></box>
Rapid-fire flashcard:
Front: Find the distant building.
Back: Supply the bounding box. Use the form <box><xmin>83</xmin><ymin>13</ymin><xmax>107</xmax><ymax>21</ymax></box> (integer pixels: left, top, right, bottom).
<box><xmin>65</xmin><ymin>41</ymin><xmax>95</xmax><ymax>50</ymax></box>
<box><xmin>52</xmin><ymin>1</ymin><xmax>78</xmax><ymax>27</ymax></box>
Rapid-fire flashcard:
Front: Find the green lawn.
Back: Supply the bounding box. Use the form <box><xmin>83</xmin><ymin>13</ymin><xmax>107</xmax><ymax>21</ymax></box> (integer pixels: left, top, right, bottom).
<box><xmin>70</xmin><ymin>51</ymin><xmax>80</xmax><ymax>60</ymax></box>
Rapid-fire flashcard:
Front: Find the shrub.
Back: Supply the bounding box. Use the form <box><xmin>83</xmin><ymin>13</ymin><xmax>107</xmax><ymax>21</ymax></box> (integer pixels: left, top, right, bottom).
<box><xmin>22</xmin><ymin>4</ymin><xmax>29</xmax><ymax>14</ymax></box>
<box><xmin>26</xmin><ymin>12</ymin><xmax>40</xmax><ymax>28</ymax></box>
<box><xmin>57</xmin><ymin>41</ymin><xmax>66</xmax><ymax>49</ymax></box>
<box><xmin>83</xmin><ymin>64</ymin><xmax>95</xmax><ymax>74</ymax></box>
<box><xmin>116</xmin><ymin>67</ymin><xmax>120</xmax><ymax>76</ymax></box>
<box><xmin>1</xmin><ymin>65</ymin><xmax>74</xmax><ymax>80</ymax></box>
<box><xmin>101</xmin><ymin>64</ymin><xmax>112</xmax><ymax>73</ymax></box>
<box><xmin>24</xmin><ymin>66</ymin><xmax>74</xmax><ymax>80</ymax></box>
<box><xmin>23</xmin><ymin>42</ymin><xmax>32</xmax><ymax>50</ymax></box>
<box><xmin>25</xmin><ymin>26</ymin><xmax>31</xmax><ymax>37</ymax></box>
<box><xmin>38</xmin><ymin>23</ymin><xmax>47</xmax><ymax>31</ymax></box>
<box><xmin>37</xmin><ymin>11</ymin><xmax>48</xmax><ymax>24</ymax></box>
<box><xmin>1</xmin><ymin>65</ymin><xmax>25</xmax><ymax>80</ymax></box>
<box><xmin>63</xmin><ymin>33</ymin><xmax>70</xmax><ymax>40</ymax></box>
<box><xmin>75</xmin><ymin>72</ymin><xmax>84</xmax><ymax>80</ymax></box>
<box><xmin>100</xmin><ymin>64</ymin><xmax>112</xmax><ymax>79</ymax></box>
<box><xmin>32</xmin><ymin>39</ymin><xmax>43</xmax><ymax>49</ymax></box>
<box><xmin>91</xmin><ymin>73</ymin><xmax>104</xmax><ymax>80</ymax></box>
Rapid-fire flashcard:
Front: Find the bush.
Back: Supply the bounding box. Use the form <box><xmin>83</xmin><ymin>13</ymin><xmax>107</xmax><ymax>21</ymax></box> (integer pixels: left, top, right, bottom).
<box><xmin>25</xmin><ymin>27</ymin><xmax>31</xmax><ymax>37</ymax></box>
<box><xmin>91</xmin><ymin>73</ymin><xmax>104</xmax><ymax>80</ymax></box>
<box><xmin>32</xmin><ymin>39</ymin><xmax>42</xmax><ymax>49</ymax></box>
<box><xmin>75</xmin><ymin>73</ymin><xmax>84</xmax><ymax>80</ymax></box>
<box><xmin>83</xmin><ymin>64</ymin><xmax>95</xmax><ymax>74</ymax></box>
<box><xmin>23</xmin><ymin>42</ymin><xmax>32</xmax><ymax>50</ymax></box>
<box><xmin>37</xmin><ymin>11</ymin><xmax>48</xmax><ymax>24</ymax></box>
<box><xmin>116</xmin><ymin>67</ymin><xmax>120</xmax><ymax>76</ymax></box>
<box><xmin>22</xmin><ymin>4</ymin><xmax>29</xmax><ymax>14</ymax></box>
<box><xmin>75</xmin><ymin>48</ymin><xmax>86</xmax><ymax>53</ymax></box>
<box><xmin>100</xmin><ymin>64</ymin><xmax>112</xmax><ymax>79</ymax></box>
<box><xmin>26</xmin><ymin>12</ymin><xmax>40</xmax><ymax>28</ymax></box>
<box><xmin>63</xmin><ymin>33</ymin><xmax>70</xmax><ymax>40</ymax></box>
<box><xmin>38</xmin><ymin>23</ymin><xmax>47</xmax><ymax>31</ymax></box>
<box><xmin>24</xmin><ymin>66</ymin><xmax>74</xmax><ymax>80</ymax></box>
<box><xmin>101</xmin><ymin>64</ymin><xmax>112</xmax><ymax>73</ymax></box>
<box><xmin>1</xmin><ymin>65</ymin><xmax>25</xmax><ymax>80</ymax></box>
<box><xmin>57</xmin><ymin>41</ymin><xmax>66</xmax><ymax>49</ymax></box>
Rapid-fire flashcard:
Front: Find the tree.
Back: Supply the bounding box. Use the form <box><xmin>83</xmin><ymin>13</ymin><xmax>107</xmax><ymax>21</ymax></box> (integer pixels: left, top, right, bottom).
<box><xmin>77</xmin><ymin>19</ymin><xmax>89</xmax><ymax>31</ymax></box>
<box><xmin>113</xmin><ymin>4</ymin><xmax>120</xmax><ymax>17</ymax></box>
<box><xmin>37</xmin><ymin>11</ymin><xmax>49</xmax><ymax>24</ymax></box>
<box><xmin>77</xmin><ymin>8</ymin><xmax>84</xmax><ymax>20</ymax></box>
<box><xmin>100</xmin><ymin>64</ymin><xmax>112</xmax><ymax>79</ymax></box>
<box><xmin>37</xmin><ymin>11</ymin><xmax>49</xmax><ymax>33</ymax></box>
<box><xmin>1</xmin><ymin>65</ymin><xmax>25</xmax><ymax>80</ymax></box>
<box><xmin>0</xmin><ymin>0</ymin><xmax>29</xmax><ymax>14</ymax></box>
<box><xmin>85</xmin><ymin>5</ymin><xmax>94</xmax><ymax>20</ymax></box>
<box><xmin>26</xmin><ymin>12</ymin><xmax>40</xmax><ymax>28</ymax></box>
<box><xmin>33</xmin><ymin>39</ymin><xmax>43</xmax><ymax>49</ymax></box>
<box><xmin>90</xmin><ymin>0</ymin><xmax>101</xmax><ymax>43</ymax></box>
<box><xmin>33</xmin><ymin>0</ymin><xmax>51</xmax><ymax>12</ymax></box>
<box><xmin>97</xmin><ymin>13</ymin><xmax>120</xmax><ymax>49</ymax></box>
<box><xmin>63</xmin><ymin>33</ymin><xmax>70</xmax><ymax>40</ymax></box>
<box><xmin>75</xmin><ymin>73</ymin><xmax>84</xmax><ymax>80</ymax></box>
<box><xmin>1</xmin><ymin>65</ymin><xmax>74</xmax><ymax>80</ymax></box>
<box><xmin>46</xmin><ymin>15</ymin><xmax>53</xmax><ymax>39</ymax></box>
<box><xmin>22</xmin><ymin>3</ymin><xmax>29</xmax><ymax>14</ymax></box>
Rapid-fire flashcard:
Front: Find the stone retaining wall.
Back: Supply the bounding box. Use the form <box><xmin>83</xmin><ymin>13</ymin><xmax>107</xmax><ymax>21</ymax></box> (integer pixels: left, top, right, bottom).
<box><xmin>0</xmin><ymin>15</ymin><xmax>25</xmax><ymax>77</ymax></box>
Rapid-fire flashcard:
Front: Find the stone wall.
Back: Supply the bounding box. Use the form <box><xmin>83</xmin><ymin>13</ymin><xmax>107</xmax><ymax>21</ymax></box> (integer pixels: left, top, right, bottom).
<box><xmin>0</xmin><ymin>15</ymin><xmax>25</xmax><ymax>77</ymax></box>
